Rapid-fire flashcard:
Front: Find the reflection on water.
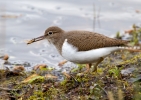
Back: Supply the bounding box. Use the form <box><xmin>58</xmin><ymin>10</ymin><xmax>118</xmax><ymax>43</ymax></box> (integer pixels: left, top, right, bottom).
<box><xmin>0</xmin><ymin>0</ymin><xmax>141</xmax><ymax>70</ymax></box>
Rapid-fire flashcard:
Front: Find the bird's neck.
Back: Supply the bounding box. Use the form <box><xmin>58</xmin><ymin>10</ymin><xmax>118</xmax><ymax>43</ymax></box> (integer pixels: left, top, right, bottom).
<box><xmin>54</xmin><ymin>38</ymin><xmax>65</xmax><ymax>55</ymax></box>
<box><xmin>51</xmin><ymin>34</ymin><xmax>65</xmax><ymax>54</ymax></box>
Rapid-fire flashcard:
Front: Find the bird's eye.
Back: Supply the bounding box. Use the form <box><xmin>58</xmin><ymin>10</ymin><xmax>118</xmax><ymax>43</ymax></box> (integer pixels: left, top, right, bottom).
<box><xmin>48</xmin><ymin>31</ymin><xmax>53</xmax><ymax>35</ymax></box>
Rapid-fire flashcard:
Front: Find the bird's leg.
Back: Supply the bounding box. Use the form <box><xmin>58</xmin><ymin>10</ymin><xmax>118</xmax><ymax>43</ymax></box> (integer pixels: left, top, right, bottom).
<box><xmin>58</xmin><ymin>60</ymin><xmax>68</xmax><ymax>67</ymax></box>
<box><xmin>84</xmin><ymin>63</ymin><xmax>92</xmax><ymax>73</ymax></box>
<box><xmin>77</xmin><ymin>63</ymin><xmax>92</xmax><ymax>76</ymax></box>
<box><xmin>92</xmin><ymin>57</ymin><xmax>104</xmax><ymax>72</ymax></box>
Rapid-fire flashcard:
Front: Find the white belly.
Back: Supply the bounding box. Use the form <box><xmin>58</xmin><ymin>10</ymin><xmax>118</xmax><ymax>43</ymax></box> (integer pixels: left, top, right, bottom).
<box><xmin>61</xmin><ymin>39</ymin><xmax>122</xmax><ymax>64</ymax></box>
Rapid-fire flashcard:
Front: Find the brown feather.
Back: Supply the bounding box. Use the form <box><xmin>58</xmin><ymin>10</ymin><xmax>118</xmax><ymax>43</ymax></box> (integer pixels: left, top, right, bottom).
<box><xmin>64</xmin><ymin>31</ymin><xmax>128</xmax><ymax>51</ymax></box>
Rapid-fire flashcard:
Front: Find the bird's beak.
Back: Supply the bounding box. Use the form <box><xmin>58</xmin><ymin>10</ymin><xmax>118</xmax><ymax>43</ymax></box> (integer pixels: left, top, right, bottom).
<box><xmin>27</xmin><ymin>35</ymin><xmax>45</xmax><ymax>44</ymax></box>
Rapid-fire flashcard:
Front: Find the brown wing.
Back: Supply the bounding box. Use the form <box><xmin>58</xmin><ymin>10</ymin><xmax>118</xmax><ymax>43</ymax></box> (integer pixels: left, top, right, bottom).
<box><xmin>65</xmin><ymin>31</ymin><xmax>128</xmax><ymax>51</ymax></box>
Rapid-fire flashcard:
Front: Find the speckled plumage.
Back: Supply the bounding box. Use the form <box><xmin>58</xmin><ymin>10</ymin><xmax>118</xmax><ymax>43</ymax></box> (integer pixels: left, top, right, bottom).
<box><xmin>44</xmin><ymin>26</ymin><xmax>128</xmax><ymax>54</ymax></box>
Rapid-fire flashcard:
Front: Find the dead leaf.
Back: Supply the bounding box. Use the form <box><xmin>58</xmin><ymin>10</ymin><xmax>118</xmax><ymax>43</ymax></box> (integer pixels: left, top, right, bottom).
<box><xmin>3</xmin><ymin>54</ymin><xmax>9</xmax><ymax>60</ymax></box>
<box><xmin>45</xmin><ymin>74</ymin><xmax>58</xmax><ymax>79</ymax></box>
<box><xmin>13</xmin><ymin>66</ymin><xmax>25</xmax><ymax>74</ymax></box>
<box><xmin>135</xmin><ymin>10</ymin><xmax>141</xmax><ymax>13</ymax></box>
<box><xmin>22</xmin><ymin>74</ymin><xmax>44</xmax><ymax>83</ymax></box>
<box><xmin>62</xmin><ymin>72</ymin><xmax>71</xmax><ymax>79</ymax></box>
<box><xmin>58</xmin><ymin>60</ymin><xmax>68</xmax><ymax>67</ymax></box>
<box><xmin>33</xmin><ymin>64</ymin><xmax>47</xmax><ymax>71</ymax></box>
<box><xmin>1</xmin><ymin>14</ymin><xmax>22</xmax><ymax>18</ymax></box>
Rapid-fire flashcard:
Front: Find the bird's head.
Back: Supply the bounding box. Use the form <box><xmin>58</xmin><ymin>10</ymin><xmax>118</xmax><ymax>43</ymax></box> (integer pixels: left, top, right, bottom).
<box><xmin>27</xmin><ymin>26</ymin><xmax>64</xmax><ymax>44</ymax></box>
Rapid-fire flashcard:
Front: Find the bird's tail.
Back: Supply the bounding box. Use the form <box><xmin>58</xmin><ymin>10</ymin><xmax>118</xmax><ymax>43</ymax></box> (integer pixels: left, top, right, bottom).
<box><xmin>118</xmin><ymin>46</ymin><xmax>141</xmax><ymax>52</ymax></box>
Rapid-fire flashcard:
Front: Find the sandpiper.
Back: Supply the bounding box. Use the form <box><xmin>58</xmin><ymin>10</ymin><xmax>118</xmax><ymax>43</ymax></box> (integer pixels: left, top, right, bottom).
<box><xmin>27</xmin><ymin>26</ymin><xmax>141</xmax><ymax>72</ymax></box>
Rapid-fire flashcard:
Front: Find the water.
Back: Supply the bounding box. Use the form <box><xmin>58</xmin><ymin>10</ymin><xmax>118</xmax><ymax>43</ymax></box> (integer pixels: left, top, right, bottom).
<box><xmin>0</xmin><ymin>0</ymin><xmax>141</xmax><ymax>70</ymax></box>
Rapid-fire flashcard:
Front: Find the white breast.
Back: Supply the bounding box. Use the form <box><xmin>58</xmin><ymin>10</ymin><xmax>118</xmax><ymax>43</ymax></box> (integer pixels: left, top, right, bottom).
<box><xmin>62</xmin><ymin>39</ymin><xmax>122</xmax><ymax>64</ymax></box>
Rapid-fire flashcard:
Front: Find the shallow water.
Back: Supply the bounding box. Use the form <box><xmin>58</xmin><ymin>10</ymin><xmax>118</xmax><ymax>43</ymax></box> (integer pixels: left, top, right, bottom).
<box><xmin>0</xmin><ymin>0</ymin><xmax>141</xmax><ymax>70</ymax></box>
